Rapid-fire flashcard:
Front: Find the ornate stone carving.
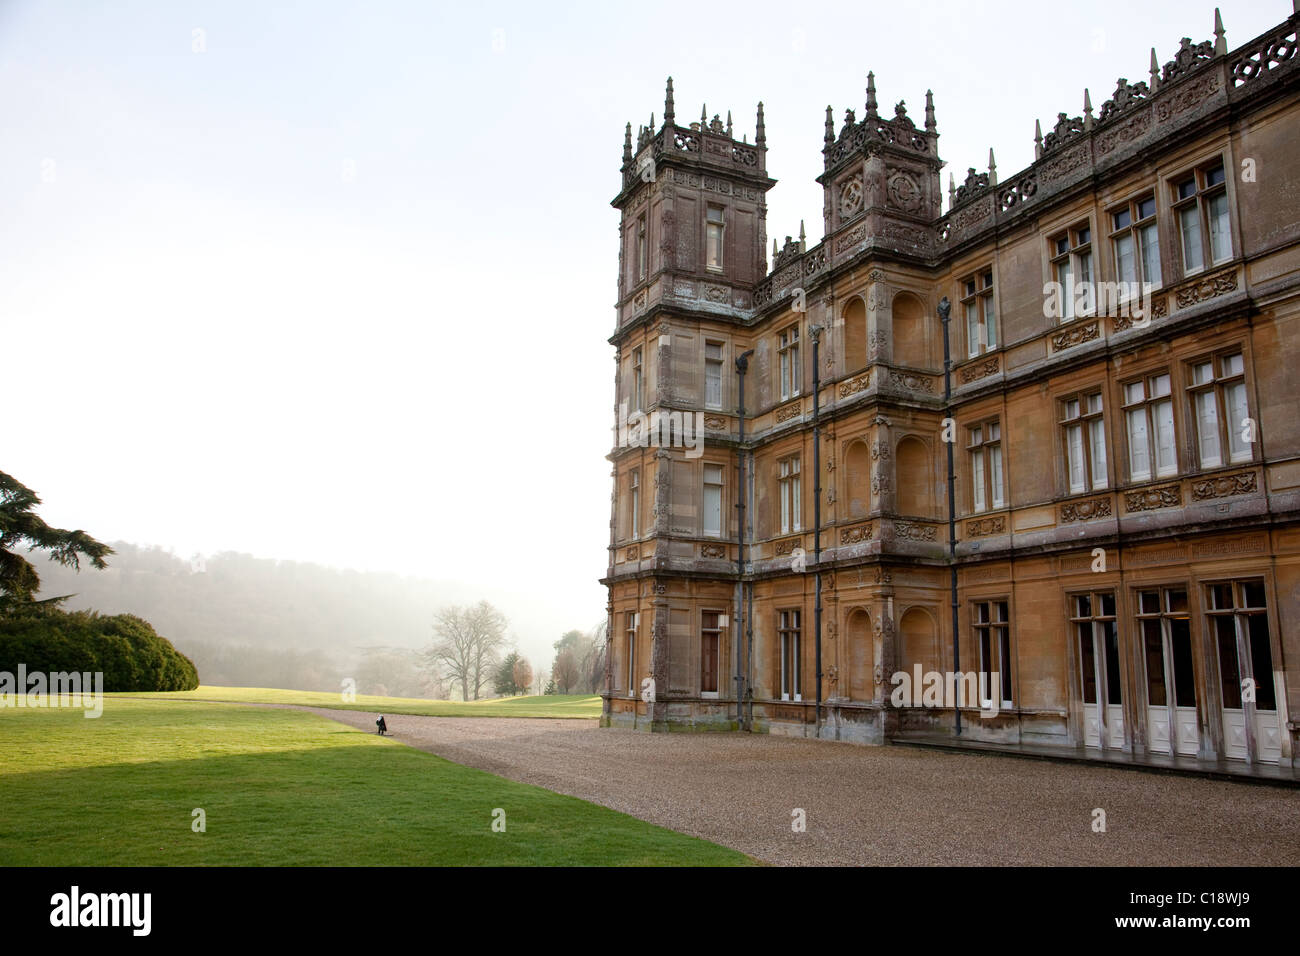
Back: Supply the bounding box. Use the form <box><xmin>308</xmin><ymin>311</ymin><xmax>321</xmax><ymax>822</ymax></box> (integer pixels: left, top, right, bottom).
<box><xmin>834</xmin><ymin>224</ymin><xmax>867</xmax><ymax>254</ymax></box>
<box><xmin>887</xmin><ymin>369</ymin><xmax>933</xmax><ymax>392</ymax></box>
<box><xmin>775</xmin><ymin>537</ymin><xmax>802</xmax><ymax>555</ymax></box>
<box><xmin>1190</xmin><ymin>470</ymin><xmax>1257</xmax><ymax>501</ymax></box>
<box><xmin>1161</xmin><ymin>37</ymin><xmax>1215</xmax><ymax>84</ymax></box>
<box><xmin>894</xmin><ymin>521</ymin><xmax>938</xmax><ymax>541</ymax></box>
<box><xmin>840</xmin><ymin>523</ymin><xmax>873</xmax><ymax>545</ymax></box>
<box><xmin>871</xmin><ymin>471</ymin><xmax>891</xmax><ymax>494</ymax></box>
<box><xmin>1096</xmin><ymin>110</ymin><xmax>1151</xmax><ymax>154</ymax></box>
<box><xmin>1125</xmin><ymin>483</ymin><xmax>1181</xmax><ymax>512</ymax></box>
<box><xmin>1060</xmin><ymin>496</ymin><xmax>1113</xmax><ymax>523</ymax></box>
<box><xmin>1042</xmin><ymin>113</ymin><xmax>1084</xmax><ymax>153</ymax></box>
<box><xmin>966</xmin><ymin>516</ymin><xmax>1006</xmax><ymax>537</ymax></box>
<box><xmin>867</xmin><ymin>329</ymin><xmax>889</xmax><ymax>359</ymax></box>
<box><xmin>874</xmin><ymin>566</ymin><xmax>892</xmax><ymax>584</ymax></box>
<box><xmin>1156</xmin><ymin>68</ymin><xmax>1220</xmax><ymax>122</ymax></box>
<box><xmin>700</xmin><ymin>543</ymin><xmax>726</xmax><ymax>558</ymax></box>
<box><xmin>839</xmin><ymin>175</ymin><xmax>863</xmax><ymax>217</ymax></box>
<box><xmin>838</xmin><ymin>372</ymin><xmax>870</xmax><ymax>398</ymax></box>
<box><xmin>1175</xmin><ymin>269</ymin><xmax>1237</xmax><ymax>307</ymax></box>
<box><xmin>1099</xmin><ymin>77</ymin><xmax>1151</xmax><ymax>122</ymax></box>
<box><xmin>886</xmin><ymin>170</ymin><xmax>924</xmax><ymax>213</ymax></box>
<box><xmin>625</xmin><ymin>546</ymin><xmax>640</xmax><ymax>560</ymax></box>
<box><xmin>704</xmin><ymin>415</ymin><xmax>727</xmax><ymax>431</ymax></box>
<box><xmin>870</xmin><ymin>439</ymin><xmax>890</xmax><ymax>461</ymax></box>
<box><xmin>959</xmin><ymin>357</ymin><xmax>999</xmax><ymax>384</ymax></box>
<box><xmin>776</xmin><ymin>401</ymin><xmax>803</xmax><ymax>423</ymax></box>
<box><xmin>1229</xmin><ymin>22</ymin><xmax>1300</xmax><ymax>89</ymax></box>
<box><xmin>1038</xmin><ymin>144</ymin><xmax>1091</xmax><ymax>184</ymax></box>
<box><xmin>1052</xmin><ymin>321</ymin><xmax>1100</xmax><ymax>352</ymax></box>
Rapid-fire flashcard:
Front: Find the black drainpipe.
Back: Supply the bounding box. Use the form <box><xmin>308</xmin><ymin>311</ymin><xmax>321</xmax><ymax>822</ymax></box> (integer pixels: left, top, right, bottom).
<box><xmin>735</xmin><ymin>349</ymin><xmax>755</xmax><ymax>731</ymax></box>
<box><xmin>939</xmin><ymin>296</ymin><xmax>961</xmax><ymax>737</ymax></box>
<box><xmin>811</xmin><ymin>326</ymin><xmax>823</xmax><ymax>737</ymax></box>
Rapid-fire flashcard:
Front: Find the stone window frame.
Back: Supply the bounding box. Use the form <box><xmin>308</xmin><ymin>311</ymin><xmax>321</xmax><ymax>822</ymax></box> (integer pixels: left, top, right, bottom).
<box><xmin>778</xmin><ymin>322</ymin><xmax>802</xmax><ymax>401</ymax></box>
<box><xmin>704</xmin><ymin>339</ymin><xmax>726</xmax><ymax>410</ymax></box>
<box><xmin>625</xmin><ymin>610</ymin><xmax>639</xmax><ymax>697</ymax></box>
<box><xmin>1058</xmin><ymin>388</ymin><xmax>1109</xmax><ymax>495</ymax></box>
<box><xmin>1049</xmin><ymin>220</ymin><xmax>1095</xmax><ymax>323</ymax></box>
<box><xmin>777</xmin><ymin>454</ymin><xmax>802</xmax><ymax>535</ymax></box>
<box><xmin>778</xmin><ymin>607</ymin><xmax>802</xmax><ymax>702</ymax></box>
<box><xmin>967</xmin><ymin>419</ymin><xmax>1005</xmax><ymax>514</ymax></box>
<box><xmin>702</xmin><ymin>461</ymin><xmax>726</xmax><ymax>538</ymax></box>
<box><xmin>705</xmin><ymin>204</ymin><xmax>726</xmax><ymax>273</ymax></box>
<box><xmin>959</xmin><ymin>267</ymin><xmax>997</xmax><ymax>359</ymax></box>
<box><xmin>700</xmin><ymin>609</ymin><xmax>725</xmax><ymax>697</ymax></box>
<box><xmin>1184</xmin><ymin>347</ymin><xmax>1252</xmax><ymax>471</ymax></box>
<box><xmin>1107</xmin><ymin>191</ymin><xmax>1164</xmax><ymax>296</ymax></box>
<box><xmin>972</xmin><ymin>598</ymin><xmax>1014</xmax><ymax>709</ymax></box>
<box><xmin>1170</xmin><ymin>156</ymin><xmax>1232</xmax><ymax>279</ymax></box>
<box><xmin>1120</xmin><ymin>369</ymin><xmax>1178</xmax><ymax>484</ymax></box>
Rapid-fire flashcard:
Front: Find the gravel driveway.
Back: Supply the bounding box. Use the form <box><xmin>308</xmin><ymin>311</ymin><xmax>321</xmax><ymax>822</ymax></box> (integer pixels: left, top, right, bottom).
<box><xmin>305</xmin><ymin>708</ymin><xmax>1300</xmax><ymax>866</ymax></box>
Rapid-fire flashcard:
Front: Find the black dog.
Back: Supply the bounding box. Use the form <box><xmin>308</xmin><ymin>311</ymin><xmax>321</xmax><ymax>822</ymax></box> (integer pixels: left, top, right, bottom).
<box><xmin>375</xmin><ymin>715</ymin><xmax>388</xmax><ymax>735</ymax></box>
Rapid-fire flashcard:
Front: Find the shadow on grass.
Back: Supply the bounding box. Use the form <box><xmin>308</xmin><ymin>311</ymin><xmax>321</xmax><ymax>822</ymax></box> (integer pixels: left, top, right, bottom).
<box><xmin>0</xmin><ymin>705</ymin><xmax>749</xmax><ymax>868</ymax></box>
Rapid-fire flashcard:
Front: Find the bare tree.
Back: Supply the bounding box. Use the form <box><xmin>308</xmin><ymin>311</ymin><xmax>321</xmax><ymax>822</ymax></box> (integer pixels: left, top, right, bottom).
<box><xmin>422</xmin><ymin>601</ymin><xmax>509</xmax><ymax>701</ymax></box>
<box><xmin>582</xmin><ymin>619</ymin><xmax>608</xmax><ymax>693</ymax></box>
<box><xmin>552</xmin><ymin>647</ymin><xmax>580</xmax><ymax>694</ymax></box>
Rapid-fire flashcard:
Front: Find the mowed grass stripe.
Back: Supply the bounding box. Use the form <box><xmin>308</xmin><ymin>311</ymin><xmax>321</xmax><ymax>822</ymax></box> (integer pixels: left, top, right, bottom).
<box><xmin>116</xmin><ymin>686</ymin><xmax>601</xmax><ymax>719</ymax></box>
<box><xmin>0</xmin><ymin>699</ymin><xmax>749</xmax><ymax>866</ymax></box>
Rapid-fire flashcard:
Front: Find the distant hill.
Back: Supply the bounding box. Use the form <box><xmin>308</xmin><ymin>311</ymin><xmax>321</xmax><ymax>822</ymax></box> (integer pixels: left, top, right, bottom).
<box><xmin>29</xmin><ymin>542</ymin><xmax>454</xmax><ymax>692</ymax></box>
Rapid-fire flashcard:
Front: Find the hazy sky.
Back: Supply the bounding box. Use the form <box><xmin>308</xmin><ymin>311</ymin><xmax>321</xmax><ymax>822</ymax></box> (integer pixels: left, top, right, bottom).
<box><xmin>1</xmin><ymin>0</ymin><xmax>1284</xmax><ymax>662</ymax></box>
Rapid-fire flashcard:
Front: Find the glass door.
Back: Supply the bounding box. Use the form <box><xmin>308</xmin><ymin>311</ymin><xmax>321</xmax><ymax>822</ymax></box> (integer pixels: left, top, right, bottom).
<box><xmin>1137</xmin><ymin>589</ymin><xmax>1198</xmax><ymax>756</ymax></box>
<box><xmin>1210</xmin><ymin>581</ymin><xmax>1280</xmax><ymax>763</ymax></box>
<box><xmin>1072</xmin><ymin>593</ymin><xmax>1123</xmax><ymax>750</ymax></box>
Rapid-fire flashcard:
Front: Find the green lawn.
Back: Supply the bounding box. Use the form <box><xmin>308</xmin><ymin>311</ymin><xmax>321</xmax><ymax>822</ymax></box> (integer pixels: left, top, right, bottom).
<box><xmin>0</xmin><ymin>699</ymin><xmax>749</xmax><ymax>866</ymax></box>
<box><xmin>118</xmin><ymin>685</ymin><xmax>601</xmax><ymax>719</ymax></box>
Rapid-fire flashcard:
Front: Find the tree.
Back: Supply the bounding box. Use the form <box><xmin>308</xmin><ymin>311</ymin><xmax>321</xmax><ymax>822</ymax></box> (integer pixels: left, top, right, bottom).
<box><xmin>0</xmin><ymin>472</ymin><xmax>113</xmax><ymax>606</ymax></box>
<box><xmin>512</xmin><ymin>655</ymin><xmax>533</xmax><ymax>696</ymax></box>
<box><xmin>493</xmin><ymin>651</ymin><xmax>526</xmax><ymax>697</ymax></box>
<box><xmin>422</xmin><ymin>601</ymin><xmax>508</xmax><ymax>701</ymax></box>
<box><xmin>552</xmin><ymin>647</ymin><xmax>580</xmax><ymax>694</ymax></box>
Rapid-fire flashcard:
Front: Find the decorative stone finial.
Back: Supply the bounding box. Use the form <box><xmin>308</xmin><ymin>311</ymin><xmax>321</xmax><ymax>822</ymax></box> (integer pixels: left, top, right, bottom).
<box><xmin>664</xmin><ymin>77</ymin><xmax>675</xmax><ymax>127</ymax></box>
<box><xmin>988</xmin><ymin>148</ymin><xmax>997</xmax><ymax>187</ymax></box>
<box><xmin>924</xmin><ymin>89</ymin><xmax>936</xmax><ymax>132</ymax></box>
<box><xmin>1034</xmin><ymin>118</ymin><xmax>1043</xmax><ymax>159</ymax></box>
<box><xmin>948</xmin><ymin>173</ymin><xmax>956</xmax><ymax>207</ymax></box>
<box><xmin>1150</xmin><ymin>48</ymin><xmax>1161</xmax><ymax>91</ymax></box>
<box><xmin>701</xmin><ymin>104</ymin><xmax>707</xmax><ymax>127</ymax></box>
<box><xmin>865</xmin><ymin>71</ymin><xmax>878</xmax><ymax>118</ymax></box>
<box><xmin>799</xmin><ymin>219</ymin><xmax>806</xmax><ymax>250</ymax></box>
<box><xmin>726</xmin><ymin>110</ymin><xmax>732</xmax><ymax>138</ymax></box>
<box><xmin>1083</xmin><ymin>88</ymin><xmax>1094</xmax><ymax>131</ymax></box>
<box><xmin>756</xmin><ymin>101</ymin><xmax>766</xmax><ymax>147</ymax></box>
<box><xmin>623</xmin><ymin>122</ymin><xmax>632</xmax><ymax>165</ymax></box>
<box><xmin>1214</xmin><ymin>8</ymin><xmax>1227</xmax><ymax>56</ymax></box>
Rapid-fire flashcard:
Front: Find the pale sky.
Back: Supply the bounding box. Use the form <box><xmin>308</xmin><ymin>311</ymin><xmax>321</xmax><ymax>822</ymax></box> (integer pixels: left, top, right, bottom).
<box><xmin>1</xmin><ymin>0</ymin><xmax>1284</xmax><ymax>663</ymax></box>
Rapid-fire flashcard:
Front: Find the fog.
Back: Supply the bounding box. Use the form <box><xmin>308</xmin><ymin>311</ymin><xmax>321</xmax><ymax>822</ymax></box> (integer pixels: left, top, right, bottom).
<box><xmin>31</xmin><ymin>542</ymin><xmax>592</xmax><ymax>696</ymax></box>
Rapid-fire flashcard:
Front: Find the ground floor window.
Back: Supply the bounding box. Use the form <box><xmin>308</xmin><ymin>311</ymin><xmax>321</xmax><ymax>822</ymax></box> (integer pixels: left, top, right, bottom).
<box><xmin>973</xmin><ymin>600</ymin><xmax>1012</xmax><ymax>708</ymax></box>
<box><xmin>701</xmin><ymin>611</ymin><xmax>722</xmax><ymax>694</ymax></box>
<box><xmin>779</xmin><ymin>609</ymin><xmax>801</xmax><ymax>701</ymax></box>
<box><xmin>625</xmin><ymin>611</ymin><xmax>638</xmax><ymax>694</ymax></box>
